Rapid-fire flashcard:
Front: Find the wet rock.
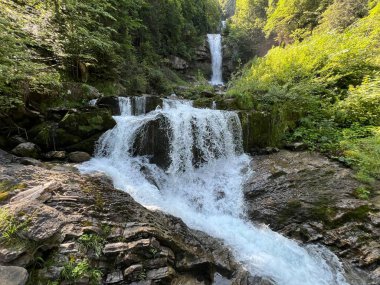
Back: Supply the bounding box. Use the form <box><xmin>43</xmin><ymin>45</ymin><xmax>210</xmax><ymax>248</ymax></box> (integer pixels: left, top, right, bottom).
<box><xmin>146</xmin><ymin>266</ymin><xmax>175</xmax><ymax>280</ymax></box>
<box><xmin>68</xmin><ymin>151</ymin><xmax>91</xmax><ymax>163</ymax></box>
<box><xmin>0</xmin><ymin>266</ymin><xmax>28</xmax><ymax>285</ymax></box>
<box><xmin>43</xmin><ymin>151</ymin><xmax>67</xmax><ymax>160</ymax></box>
<box><xmin>105</xmin><ymin>270</ymin><xmax>123</xmax><ymax>284</ymax></box>
<box><xmin>59</xmin><ymin>109</ymin><xmax>116</xmax><ymax>138</ymax></box>
<box><xmin>285</xmin><ymin>142</ymin><xmax>308</xmax><ymax>151</ymax></box>
<box><xmin>11</xmin><ymin>142</ymin><xmax>41</xmax><ymax>159</ymax></box>
<box><xmin>244</xmin><ymin>150</ymin><xmax>379</xmax><ymax>282</ymax></box>
<box><xmin>14</xmin><ymin>157</ymin><xmax>42</xmax><ymax>166</ymax></box>
<box><xmin>96</xmin><ymin>96</ymin><xmax>120</xmax><ymax>115</ymax></box>
<box><xmin>132</xmin><ymin>114</ymin><xmax>171</xmax><ymax>169</ymax></box>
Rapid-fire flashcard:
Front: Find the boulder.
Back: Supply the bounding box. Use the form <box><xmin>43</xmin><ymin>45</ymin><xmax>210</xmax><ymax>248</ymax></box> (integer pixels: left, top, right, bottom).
<box><xmin>132</xmin><ymin>114</ymin><xmax>171</xmax><ymax>170</ymax></box>
<box><xmin>11</xmin><ymin>142</ymin><xmax>41</xmax><ymax>158</ymax></box>
<box><xmin>169</xmin><ymin>56</ymin><xmax>189</xmax><ymax>70</ymax></box>
<box><xmin>43</xmin><ymin>151</ymin><xmax>67</xmax><ymax>160</ymax></box>
<box><xmin>96</xmin><ymin>96</ymin><xmax>120</xmax><ymax>115</ymax></box>
<box><xmin>68</xmin><ymin>151</ymin><xmax>91</xmax><ymax>163</ymax></box>
<box><xmin>59</xmin><ymin>109</ymin><xmax>115</xmax><ymax>138</ymax></box>
<box><xmin>0</xmin><ymin>266</ymin><xmax>28</xmax><ymax>285</ymax></box>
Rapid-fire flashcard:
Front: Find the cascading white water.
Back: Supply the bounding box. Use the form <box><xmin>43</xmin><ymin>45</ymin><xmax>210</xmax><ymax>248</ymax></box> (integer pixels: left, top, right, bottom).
<box><xmin>80</xmin><ymin>98</ymin><xmax>351</xmax><ymax>285</ymax></box>
<box><xmin>207</xmin><ymin>34</ymin><xmax>224</xmax><ymax>85</ymax></box>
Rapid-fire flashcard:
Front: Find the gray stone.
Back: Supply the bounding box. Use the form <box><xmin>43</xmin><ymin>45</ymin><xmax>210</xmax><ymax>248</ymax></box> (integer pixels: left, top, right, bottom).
<box><xmin>0</xmin><ymin>266</ymin><xmax>28</xmax><ymax>285</ymax></box>
<box><xmin>105</xmin><ymin>270</ymin><xmax>123</xmax><ymax>284</ymax></box>
<box><xmin>11</xmin><ymin>142</ymin><xmax>41</xmax><ymax>159</ymax></box>
<box><xmin>44</xmin><ymin>151</ymin><xmax>67</xmax><ymax>160</ymax></box>
<box><xmin>0</xmin><ymin>248</ymin><xmax>26</xmax><ymax>264</ymax></box>
<box><xmin>169</xmin><ymin>56</ymin><xmax>189</xmax><ymax>70</ymax></box>
<box><xmin>103</xmin><ymin>242</ymin><xmax>130</xmax><ymax>255</ymax></box>
<box><xmin>68</xmin><ymin>151</ymin><xmax>91</xmax><ymax>163</ymax></box>
<box><xmin>146</xmin><ymin>266</ymin><xmax>175</xmax><ymax>280</ymax></box>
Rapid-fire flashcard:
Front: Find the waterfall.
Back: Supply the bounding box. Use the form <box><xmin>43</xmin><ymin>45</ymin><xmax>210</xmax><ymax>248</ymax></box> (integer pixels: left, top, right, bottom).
<box><xmin>80</xmin><ymin>98</ymin><xmax>351</xmax><ymax>285</ymax></box>
<box><xmin>208</xmin><ymin>34</ymin><xmax>224</xmax><ymax>86</ymax></box>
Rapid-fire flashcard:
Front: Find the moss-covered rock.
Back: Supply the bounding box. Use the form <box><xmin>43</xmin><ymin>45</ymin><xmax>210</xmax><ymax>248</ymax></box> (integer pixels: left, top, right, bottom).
<box><xmin>59</xmin><ymin>109</ymin><xmax>115</xmax><ymax>138</ymax></box>
<box><xmin>239</xmin><ymin>110</ymin><xmax>286</xmax><ymax>151</ymax></box>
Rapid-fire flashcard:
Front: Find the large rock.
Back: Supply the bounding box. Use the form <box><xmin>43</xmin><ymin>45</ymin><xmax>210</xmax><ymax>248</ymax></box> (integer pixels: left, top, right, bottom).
<box><xmin>68</xmin><ymin>151</ymin><xmax>91</xmax><ymax>163</ymax></box>
<box><xmin>59</xmin><ymin>108</ymin><xmax>115</xmax><ymax>138</ymax></box>
<box><xmin>11</xmin><ymin>142</ymin><xmax>41</xmax><ymax>158</ymax></box>
<box><xmin>169</xmin><ymin>56</ymin><xmax>189</xmax><ymax>70</ymax></box>
<box><xmin>132</xmin><ymin>114</ymin><xmax>171</xmax><ymax>169</ymax></box>
<box><xmin>244</xmin><ymin>150</ymin><xmax>379</xmax><ymax>283</ymax></box>
<box><xmin>31</xmin><ymin>108</ymin><xmax>115</xmax><ymax>154</ymax></box>
<box><xmin>96</xmin><ymin>96</ymin><xmax>120</xmax><ymax>115</ymax></box>
<box><xmin>0</xmin><ymin>266</ymin><xmax>28</xmax><ymax>285</ymax></box>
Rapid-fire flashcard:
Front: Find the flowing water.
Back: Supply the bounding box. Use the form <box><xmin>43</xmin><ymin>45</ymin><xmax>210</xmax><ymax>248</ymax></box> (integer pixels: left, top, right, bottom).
<box><xmin>208</xmin><ymin>34</ymin><xmax>224</xmax><ymax>85</ymax></box>
<box><xmin>80</xmin><ymin>98</ymin><xmax>351</xmax><ymax>285</ymax></box>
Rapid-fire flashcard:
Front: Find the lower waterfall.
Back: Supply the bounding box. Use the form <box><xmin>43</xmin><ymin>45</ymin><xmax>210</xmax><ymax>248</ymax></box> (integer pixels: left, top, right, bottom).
<box><xmin>80</xmin><ymin>98</ymin><xmax>350</xmax><ymax>285</ymax></box>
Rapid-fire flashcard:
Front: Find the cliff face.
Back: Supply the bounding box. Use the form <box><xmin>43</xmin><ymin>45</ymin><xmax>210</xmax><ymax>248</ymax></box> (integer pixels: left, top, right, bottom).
<box><xmin>0</xmin><ymin>149</ymin><xmax>272</xmax><ymax>285</ymax></box>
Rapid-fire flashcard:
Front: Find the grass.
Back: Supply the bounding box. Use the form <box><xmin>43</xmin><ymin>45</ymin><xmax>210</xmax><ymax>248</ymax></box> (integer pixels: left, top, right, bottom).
<box><xmin>61</xmin><ymin>258</ymin><xmax>102</xmax><ymax>285</ymax></box>
<box><xmin>0</xmin><ymin>180</ymin><xmax>27</xmax><ymax>202</ymax></box>
<box><xmin>0</xmin><ymin>208</ymin><xmax>29</xmax><ymax>245</ymax></box>
<box><xmin>78</xmin><ymin>234</ymin><xmax>106</xmax><ymax>258</ymax></box>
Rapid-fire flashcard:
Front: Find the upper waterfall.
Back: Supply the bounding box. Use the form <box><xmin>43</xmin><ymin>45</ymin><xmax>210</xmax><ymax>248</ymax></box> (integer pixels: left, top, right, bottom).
<box><xmin>207</xmin><ymin>34</ymin><xmax>224</xmax><ymax>86</ymax></box>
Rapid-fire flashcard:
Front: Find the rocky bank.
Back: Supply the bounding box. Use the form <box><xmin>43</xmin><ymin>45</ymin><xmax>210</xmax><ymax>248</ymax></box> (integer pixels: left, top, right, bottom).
<box><xmin>0</xmin><ymin>149</ymin><xmax>272</xmax><ymax>285</ymax></box>
<box><xmin>245</xmin><ymin>150</ymin><xmax>380</xmax><ymax>284</ymax></box>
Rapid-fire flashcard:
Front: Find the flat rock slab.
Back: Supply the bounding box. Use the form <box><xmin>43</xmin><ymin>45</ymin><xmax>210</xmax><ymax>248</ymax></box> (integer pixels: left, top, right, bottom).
<box><xmin>0</xmin><ymin>266</ymin><xmax>28</xmax><ymax>285</ymax></box>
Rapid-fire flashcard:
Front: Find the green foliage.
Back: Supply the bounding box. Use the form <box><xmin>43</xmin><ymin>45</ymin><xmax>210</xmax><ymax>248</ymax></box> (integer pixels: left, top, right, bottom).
<box><xmin>336</xmin><ymin>74</ymin><xmax>380</xmax><ymax>126</ymax></box>
<box><xmin>354</xmin><ymin>186</ymin><xmax>371</xmax><ymax>200</ymax></box>
<box><xmin>340</xmin><ymin>127</ymin><xmax>380</xmax><ymax>183</ymax></box>
<box><xmin>228</xmin><ymin>2</ymin><xmax>380</xmax><ymax>183</ymax></box>
<box><xmin>265</xmin><ymin>0</ymin><xmax>332</xmax><ymax>43</ymax></box>
<box><xmin>0</xmin><ymin>208</ymin><xmax>29</xmax><ymax>245</ymax></box>
<box><xmin>61</xmin><ymin>258</ymin><xmax>102</xmax><ymax>285</ymax></box>
<box><xmin>0</xmin><ymin>0</ymin><xmax>220</xmax><ymax>118</ymax></box>
<box><xmin>78</xmin><ymin>234</ymin><xmax>106</xmax><ymax>258</ymax></box>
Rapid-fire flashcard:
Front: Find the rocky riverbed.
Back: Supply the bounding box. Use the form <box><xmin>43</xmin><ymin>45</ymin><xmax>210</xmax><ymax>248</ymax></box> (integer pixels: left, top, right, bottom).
<box><xmin>245</xmin><ymin>150</ymin><xmax>380</xmax><ymax>284</ymax></box>
<box><xmin>0</xmin><ymin>149</ymin><xmax>271</xmax><ymax>285</ymax></box>
<box><xmin>1</xmin><ymin>148</ymin><xmax>379</xmax><ymax>285</ymax></box>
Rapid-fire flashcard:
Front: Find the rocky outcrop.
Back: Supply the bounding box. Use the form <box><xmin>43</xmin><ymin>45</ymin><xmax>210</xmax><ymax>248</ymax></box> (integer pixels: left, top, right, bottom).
<box><xmin>131</xmin><ymin>114</ymin><xmax>171</xmax><ymax>170</ymax></box>
<box><xmin>0</xmin><ymin>266</ymin><xmax>28</xmax><ymax>285</ymax></box>
<box><xmin>169</xmin><ymin>56</ymin><xmax>189</xmax><ymax>71</ymax></box>
<box><xmin>11</xmin><ymin>142</ymin><xmax>41</xmax><ymax>159</ymax></box>
<box><xmin>244</xmin><ymin>150</ymin><xmax>380</xmax><ymax>283</ymax></box>
<box><xmin>30</xmin><ymin>108</ymin><xmax>116</xmax><ymax>154</ymax></box>
<box><xmin>0</xmin><ymin>149</ymin><xmax>272</xmax><ymax>285</ymax></box>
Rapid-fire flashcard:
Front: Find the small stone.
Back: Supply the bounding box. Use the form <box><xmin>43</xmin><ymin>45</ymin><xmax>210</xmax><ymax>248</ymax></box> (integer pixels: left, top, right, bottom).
<box><xmin>59</xmin><ymin>242</ymin><xmax>79</xmax><ymax>254</ymax></box>
<box><xmin>11</xmin><ymin>142</ymin><xmax>41</xmax><ymax>159</ymax></box>
<box><xmin>44</xmin><ymin>151</ymin><xmax>67</xmax><ymax>160</ymax></box>
<box><xmin>15</xmin><ymin>157</ymin><xmax>43</xmax><ymax>166</ymax></box>
<box><xmin>146</xmin><ymin>266</ymin><xmax>175</xmax><ymax>280</ymax></box>
<box><xmin>103</xmin><ymin>242</ymin><xmax>130</xmax><ymax>255</ymax></box>
<box><xmin>124</xmin><ymin>264</ymin><xmax>143</xmax><ymax>276</ymax></box>
<box><xmin>105</xmin><ymin>270</ymin><xmax>123</xmax><ymax>284</ymax></box>
<box><xmin>68</xmin><ymin>151</ymin><xmax>91</xmax><ymax>163</ymax></box>
<box><xmin>285</xmin><ymin>142</ymin><xmax>308</xmax><ymax>151</ymax></box>
<box><xmin>0</xmin><ymin>247</ymin><xmax>26</xmax><ymax>264</ymax></box>
<box><xmin>0</xmin><ymin>266</ymin><xmax>28</xmax><ymax>285</ymax></box>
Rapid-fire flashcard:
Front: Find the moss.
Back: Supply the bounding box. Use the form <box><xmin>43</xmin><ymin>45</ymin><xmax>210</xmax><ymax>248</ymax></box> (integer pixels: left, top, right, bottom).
<box><xmin>335</xmin><ymin>205</ymin><xmax>372</xmax><ymax>225</ymax></box>
<box><xmin>0</xmin><ymin>181</ymin><xmax>27</xmax><ymax>202</ymax></box>
<box><xmin>277</xmin><ymin>200</ymin><xmax>302</xmax><ymax>224</ymax></box>
<box><xmin>310</xmin><ymin>198</ymin><xmax>337</xmax><ymax>225</ymax></box>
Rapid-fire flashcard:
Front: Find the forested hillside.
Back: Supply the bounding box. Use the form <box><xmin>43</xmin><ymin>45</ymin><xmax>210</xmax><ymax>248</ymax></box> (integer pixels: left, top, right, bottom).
<box><xmin>226</xmin><ymin>0</ymin><xmax>380</xmax><ymax>192</ymax></box>
<box><xmin>0</xmin><ymin>0</ymin><xmax>220</xmax><ymax>117</ymax></box>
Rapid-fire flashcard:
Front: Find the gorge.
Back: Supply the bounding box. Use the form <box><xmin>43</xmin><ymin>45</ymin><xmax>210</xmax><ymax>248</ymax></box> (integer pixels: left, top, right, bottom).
<box><xmin>0</xmin><ymin>0</ymin><xmax>379</xmax><ymax>285</ymax></box>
